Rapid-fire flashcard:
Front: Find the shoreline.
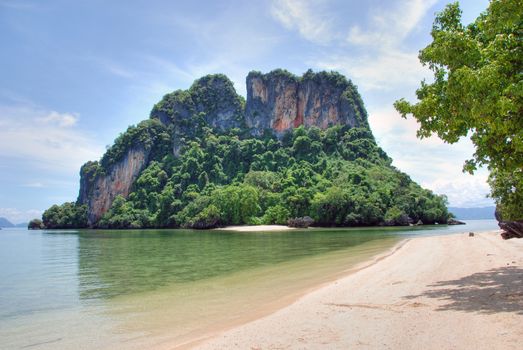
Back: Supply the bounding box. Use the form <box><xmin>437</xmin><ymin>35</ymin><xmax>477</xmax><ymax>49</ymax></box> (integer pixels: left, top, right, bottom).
<box><xmin>192</xmin><ymin>230</ymin><xmax>522</xmax><ymax>349</ymax></box>
<box><xmin>166</xmin><ymin>236</ymin><xmax>408</xmax><ymax>350</ymax></box>
<box><xmin>213</xmin><ymin>224</ymin><xmax>296</xmax><ymax>232</ymax></box>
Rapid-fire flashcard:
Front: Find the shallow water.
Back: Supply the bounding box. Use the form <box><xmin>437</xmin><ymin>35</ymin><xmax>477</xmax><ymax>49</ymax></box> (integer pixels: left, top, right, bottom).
<box><xmin>0</xmin><ymin>220</ymin><xmax>498</xmax><ymax>349</ymax></box>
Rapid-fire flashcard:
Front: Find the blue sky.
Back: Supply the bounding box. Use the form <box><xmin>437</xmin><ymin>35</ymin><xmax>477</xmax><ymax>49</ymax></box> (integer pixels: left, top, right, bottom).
<box><xmin>0</xmin><ymin>0</ymin><xmax>492</xmax><ymax>223</ymax></box>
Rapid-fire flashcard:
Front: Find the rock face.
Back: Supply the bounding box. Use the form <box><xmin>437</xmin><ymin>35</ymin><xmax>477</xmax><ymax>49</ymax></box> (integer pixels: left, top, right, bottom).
<box><xmin>78</xmin><ymin>69</ymin><xmax>373</xmax><ymax>226</ymax></box>
<box><xmin>78</xmin><ymin>147</ymin><xmax>149</xmax><ymax>225</ymax></box>
<box><xmin>447</xmin><ymin>218</ymin><xmax>466</xmax><ymax>225</ymax></box>
<box><xmin>245</xmin><ymin>70</ymin><xmax>368</xmax><ymax>136</ymax></box>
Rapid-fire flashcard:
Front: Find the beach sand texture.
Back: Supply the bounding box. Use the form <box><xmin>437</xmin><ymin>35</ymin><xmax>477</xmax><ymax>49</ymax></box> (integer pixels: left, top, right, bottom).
<box><xmin>214</xmin><ymin>225</ymin><xmax>296</xmax><ymax>232</ymax></box>
<box><xmin>194</xmin><ymin>231</ymin><xmax>523</xmax><ymax>349</ymax></box>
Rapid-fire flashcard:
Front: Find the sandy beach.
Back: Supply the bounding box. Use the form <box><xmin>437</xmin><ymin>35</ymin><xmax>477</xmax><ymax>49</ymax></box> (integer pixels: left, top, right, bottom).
<box><xmin>214</xmin><ymin>225</ymin><xmax>296</xmax><ymax>232</ymax></box>
<box><xmin>194</xmin><ymin>231</ymin><xmax>523</xmax><ymax>349</ymax></box>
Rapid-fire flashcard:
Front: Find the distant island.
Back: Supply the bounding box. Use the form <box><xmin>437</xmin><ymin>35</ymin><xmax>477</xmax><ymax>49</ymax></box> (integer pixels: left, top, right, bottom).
<box><xmin>0</xmin><ymin>217</ymin><xmax>27</xmax><ymax>228</ymax></box>
<box><xmin>0</xmin><ymin>217</ymin><xmax>14</xmax><ymax>228</ymax></box>
<box><xmin>448</xmin><ymin>207</ymin><xmax>496</xmax><ymax>220</ymax></box>
<box><xmin>39</xmin><ymin>70</ymin><xmax>450</xmax><ymax>229</ymax></box>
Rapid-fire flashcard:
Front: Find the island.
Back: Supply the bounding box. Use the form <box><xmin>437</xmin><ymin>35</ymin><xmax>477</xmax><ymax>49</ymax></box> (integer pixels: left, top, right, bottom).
<box><xmin>38</xmin><ymin>70</ymin><xmax>451</xmax><ymax>230</ymax></box>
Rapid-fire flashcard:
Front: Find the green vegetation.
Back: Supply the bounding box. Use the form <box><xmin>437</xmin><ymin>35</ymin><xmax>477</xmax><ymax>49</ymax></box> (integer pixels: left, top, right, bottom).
<box><xmin>100</xmin><ymin>119</ymin><xmax>171</xmax><ymax>171</ymax></box>
<box><xmin>42</xmin><ymin>202</ymin><xmax>88</xmax><ymax>229</ymax></box>
<box><xmin>150</xmin><ymin>74</ymin><xmax>245</xmax><ymax>135</ymax></box>
<box><xmin>394</xmin><ymin>0</ymin><xmax>522</xmax><ymax>221</ymax></box>
<box><xmin>92</xmin><ymin>124</ymin><xmax>448</xmax><ymax>229</ymax></box>
<box><xmin>28</xmin><ymin>218</ymin><xmax>44</xmax><ymax>230</ymax></box>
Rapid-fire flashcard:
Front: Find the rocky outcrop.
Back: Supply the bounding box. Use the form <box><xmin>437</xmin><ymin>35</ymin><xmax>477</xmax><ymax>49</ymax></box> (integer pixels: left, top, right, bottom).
<box><xmin>447</xmin><ymin>218</ymin><xmax>466</xmax><ymax>225</ymax></box>
<box><xmin>151</xmin><ymin>69</ymin><xmax>370</xmax><ymax>138</ymax></box>
<box><xmin>287</xmin><ymin>216</ymin><xmax>314</xmax><ymax>228</ymax></box>
<box><xmin>245</xmin><ymin>70</ymin><xmax>369</xmax><ymax>136</ymax></box>
<box><xmin>78</xmin><ymin>147</ymin><xmax>149</xmax><ymax>226</ymax></box>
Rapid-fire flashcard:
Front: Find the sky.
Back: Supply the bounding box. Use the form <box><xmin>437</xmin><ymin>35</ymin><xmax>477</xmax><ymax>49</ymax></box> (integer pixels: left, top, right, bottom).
<box><xmin>0</xmin><ymin>0</ymin><xmax>493</xmax><ymax>224</ymax></box>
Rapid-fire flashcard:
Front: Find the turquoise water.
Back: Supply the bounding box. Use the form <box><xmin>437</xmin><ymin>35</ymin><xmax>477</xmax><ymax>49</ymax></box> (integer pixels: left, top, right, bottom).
<box><xmin>0</xmin><ymin>220</ymin><xmax>498</xmax><ymax>349</ymax></box>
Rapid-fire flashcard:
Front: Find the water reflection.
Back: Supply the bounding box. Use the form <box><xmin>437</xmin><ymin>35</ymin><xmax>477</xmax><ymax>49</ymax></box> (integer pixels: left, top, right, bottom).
<box><xmin>0</xmin><ymin>221</ymin><xmax>499</xmax><ymax>349</ymax></box>
<box><xmin>77</xmin><ymin>228</ymin><xmax>396</xmax><ymax>300</ymax></box>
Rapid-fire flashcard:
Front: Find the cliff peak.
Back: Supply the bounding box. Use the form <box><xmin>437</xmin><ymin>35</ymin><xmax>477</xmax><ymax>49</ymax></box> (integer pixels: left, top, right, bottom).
<box><xmin>245</xmin><ymin>69</ymin><xmax>369</xmax><ymax>136</ymax></box>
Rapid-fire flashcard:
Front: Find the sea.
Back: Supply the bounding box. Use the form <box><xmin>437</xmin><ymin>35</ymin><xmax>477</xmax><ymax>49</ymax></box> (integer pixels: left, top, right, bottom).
<box><xmin>0</xmin><ymin>220</ymin><xmax>498</xmax><ymax>349</ymax></box>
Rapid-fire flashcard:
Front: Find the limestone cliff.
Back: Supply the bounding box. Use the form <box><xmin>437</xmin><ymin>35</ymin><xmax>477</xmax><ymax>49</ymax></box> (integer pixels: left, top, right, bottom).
<box><xmin>79</xmin><ymin>147</ymin><xmax>148</xmax><ymax>225</ymax></box>
<box><xmin>245</xmin><ymin>69</ymin><xmax>369</xmax><ymax>136</ymax></box>
<box><xmin>77</xmin><ymin>70</ymin><xmax>373</xmax><ymax>226</ymax></box>
<box><xmin>77</xmin><ymin>119</ymin><xmax>170</xmax><ymax>226</ymax></box>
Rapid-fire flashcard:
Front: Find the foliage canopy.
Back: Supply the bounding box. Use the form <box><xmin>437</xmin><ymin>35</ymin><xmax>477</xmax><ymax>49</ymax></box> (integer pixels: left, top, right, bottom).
<box><xmin>74</xmin><ymin>123</ymin><xmax>449</xmax><ymax>229</ymax></box>
<box><xmin>394</xmin><ymin>0</ymin><xmax>522</xmax><ymax>220</ymax></box>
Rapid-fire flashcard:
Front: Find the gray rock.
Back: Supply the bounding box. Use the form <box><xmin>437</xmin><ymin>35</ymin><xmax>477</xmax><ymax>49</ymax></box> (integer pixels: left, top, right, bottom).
<box><xmin>288</xmin><ymin>216</ymin><xmax>314</xmax><ymax>228</ymax></box>
<box><xmin>447</xmin><ymin>218</ymin><xmax>466</xmax><ymax>225</ymax></box>
<box><xmin>245</xmin><ymin>69</ymin><xmax>369</xmax><ymax>137</ymax></box>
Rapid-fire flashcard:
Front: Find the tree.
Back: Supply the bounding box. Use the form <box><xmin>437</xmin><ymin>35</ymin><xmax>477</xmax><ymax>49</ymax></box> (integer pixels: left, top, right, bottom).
<box><xmin>394</xmin><ymin>1</ymin><xmax>523</xmax><ymax>234</ymax></box>
<box><xmin>28</xmin><ymin>218</ymin><xmax>44</xmax><ymax>230</ymax></box>
<box><xmin>262</xmin><ymin>205</ymin><xmax>290</xmax><ymax>225</ymax></box>
<box><xmin>187</xmin><ymin>204</ymin><xmax>221</xmax><ymax>229</ymax></box>
<box><xmin>42</xmin><ymin>202</ymin><xmax>88</xmax><ymax>229</ymax></box>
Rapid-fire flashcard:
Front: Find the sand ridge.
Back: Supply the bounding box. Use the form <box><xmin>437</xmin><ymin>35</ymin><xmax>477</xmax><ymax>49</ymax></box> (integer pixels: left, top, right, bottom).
<box><xmin>194</xmin><ymin>231</ymin><xmax>523</xmax><ymax>349</ymax></box>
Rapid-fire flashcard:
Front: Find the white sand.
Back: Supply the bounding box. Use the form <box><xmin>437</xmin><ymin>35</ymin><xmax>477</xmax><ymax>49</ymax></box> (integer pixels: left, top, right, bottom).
<box><xmin>214</xmin><ymin>225</ymin><xmax>296</xmax><ymax>232</ymax></box>
<box><xmin>194</xmin><ymin>231</ymin><xmax>523</xmax><ymax>349</ymax></box>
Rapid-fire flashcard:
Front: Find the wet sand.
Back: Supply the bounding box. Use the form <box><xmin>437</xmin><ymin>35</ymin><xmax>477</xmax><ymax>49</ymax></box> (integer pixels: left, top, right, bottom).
<box><xmin>195</xmin><ymin>231</ymin><xmax>523</xmax><ymax>349</ymax></box>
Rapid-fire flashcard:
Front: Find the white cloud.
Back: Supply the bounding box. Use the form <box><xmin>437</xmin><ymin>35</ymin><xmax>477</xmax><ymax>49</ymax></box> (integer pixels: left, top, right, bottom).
<box><xmin>37</xmin><ymin>111</ymin><xmax>78</xmax><ymax>127</ymax></box>
<box><xmin>270</xmin><ymin>0</ymin><xmax>335</xmax><ymax>44</ymax></box>
<box><xmin>311</xmin><ymin>0</ymin><xmax>438</xmax><ymax>91</ymax></box>
<box><xmin>315</xmin><ymin>50</ymin><xmax>430</xmax><ymax>91</ymax></box>
<box><xmin>0</xmin><ymin>207</ymin><xmax>42</xmax><ymax>224</ymax></box>
<box><xmin>423</xmin><ymin>175</ymin><xmax>493</xmax><ymax>208</ymax></box>
<box><xmin>368</xmin><ymin>106</ymin><xmax>493</xmax><ymax>207</ymax></box>
<box><xmin>0</xmin><ymin>105</ymin><xmax>103</xmax><ymax>172</ymax></box>
<box><xmin>347</xmin><ymin>0</ymin><xmax>438</xmax><ymax>48</ymax></box>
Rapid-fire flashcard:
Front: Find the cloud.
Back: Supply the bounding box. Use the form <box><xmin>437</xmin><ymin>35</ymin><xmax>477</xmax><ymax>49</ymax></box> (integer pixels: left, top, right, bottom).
<box><xmin>315</xmin><ymin>50</ymin><xmax>430</xmax><ymax>91</ymax></box>
<box><xmin>0</xmin><ymin>104</ymin><xmax>103</xmax><ymax>172</ymax></box>
<box><xmin>309</xmin><ymin>0</ymin><xmax>438</xmax><ymax>91</ymax></box>
<box><xmin>37</xmin><ymin>111</ymin><xmax>78</xmax><ymax>127</ymax></box>
<box><xmin>367</xmin><ymin>106</ymin><xmax>493</xmax><ymax>207</ymax></box>
<box><xmin>423</xmin><ymin>175</ymin><xmax>493</xmax><ymax>208</ymax></box>
<box><xmin>270</xmin><ymin>0</ymin><xmax>335</xmax><ymax>44</ymax></box>
<box><xmin>347</xmin><ymin>0</ymin><xmax>438</xmax><ymax>48</ymax></box>
<box><xmin>0</xmin><ymin>207</ymin><xmax>42</xmax><ymax>224</ymax></box>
